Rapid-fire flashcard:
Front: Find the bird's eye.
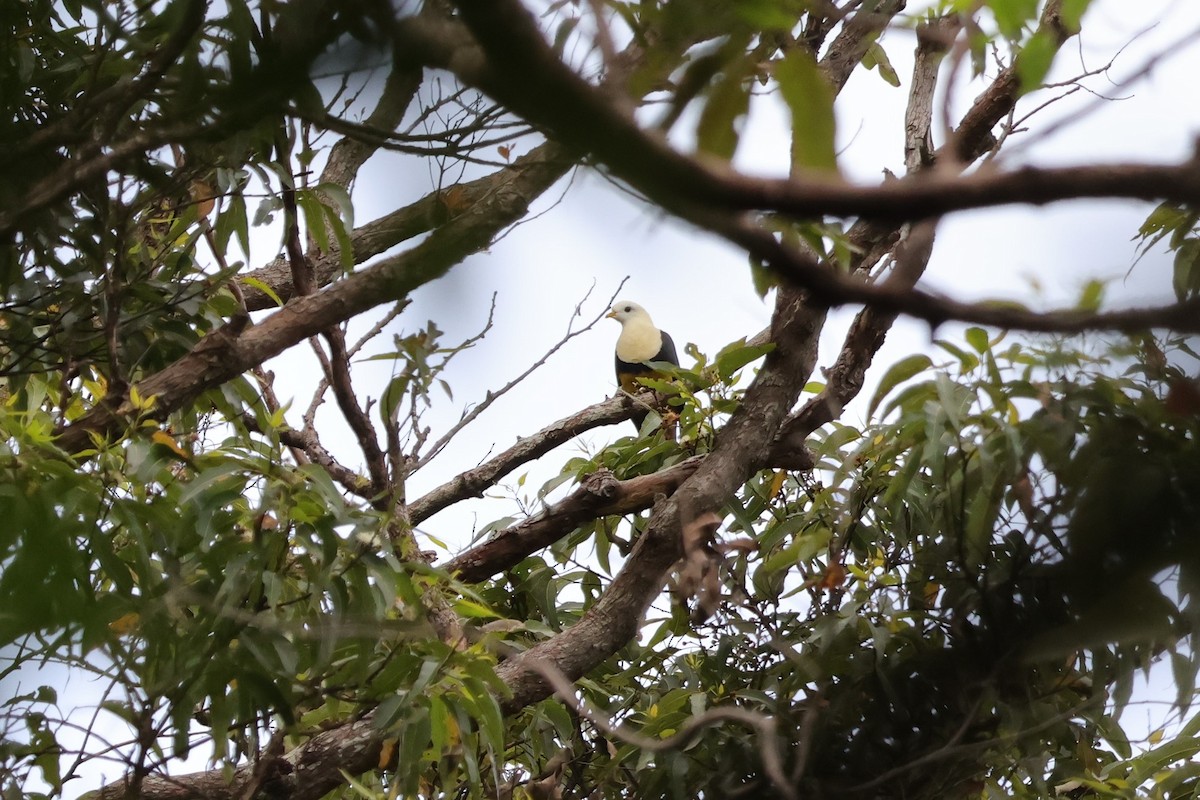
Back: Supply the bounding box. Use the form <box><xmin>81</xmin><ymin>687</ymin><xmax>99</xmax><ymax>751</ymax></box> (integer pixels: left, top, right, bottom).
<box><xmin>623</xmin><ymin>305</ymin><xmax>632</xmax><ymax>312</ymax></box>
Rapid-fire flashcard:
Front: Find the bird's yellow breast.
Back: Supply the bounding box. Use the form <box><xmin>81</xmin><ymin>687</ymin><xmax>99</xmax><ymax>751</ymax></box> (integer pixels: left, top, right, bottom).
<box><xmin>615</xmin><ymin>320</ymin><xmax>663</xmax><ymax>363</ymax></box>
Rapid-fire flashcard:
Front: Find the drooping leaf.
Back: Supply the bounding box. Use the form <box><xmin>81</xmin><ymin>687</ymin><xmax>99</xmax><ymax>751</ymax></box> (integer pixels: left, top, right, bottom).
<box><xmin>867</xmin><ymin>354</ymin><xmax>933</xmax><ymax>419</ymax></box>
<box><xmin>775</xmin><ymin>49</ymin><xmax>839</xmax><ymax>174</ymax></box>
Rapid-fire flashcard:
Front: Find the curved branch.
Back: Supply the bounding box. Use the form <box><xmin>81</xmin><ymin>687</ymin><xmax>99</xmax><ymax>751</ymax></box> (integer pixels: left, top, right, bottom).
<box><xmin>54</xmin><ymin>143</ymin><xmax>576</xmax><ymax>454</ymax></box>
<box><xmin>441</xmin><ymin>457</ymin><xmax>704</xmax><ymax>583</ymax></box>
<box><xmin>238</xmin><ymin>142</ymin><xmax>573</xmax><ymax>310</ymax></box>
<box><xmin>494</xmin><ymin>286</ymin><xmax>826</xmax><ymax>711</ymax></box>
<box><xmin>434</xmin><ymin>0</ymin><xmax>1188</xmax><ymax>232</ymax></box>
<box><xmin>409</xmin><ymin>392</ymin><xmax>641</xmax><ymax>525</ymax></box>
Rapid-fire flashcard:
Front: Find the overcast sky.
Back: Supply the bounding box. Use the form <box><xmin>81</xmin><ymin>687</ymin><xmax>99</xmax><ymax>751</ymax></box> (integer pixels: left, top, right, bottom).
<box><xmin>13</xmin><ymin>1</ymin><xmax>1200</xmax><ymax>793</ymax></box>
<box><xmin>335</xmin><ymin>0</ymin><xmax>1200</xmax><ymax>553</ymax></box>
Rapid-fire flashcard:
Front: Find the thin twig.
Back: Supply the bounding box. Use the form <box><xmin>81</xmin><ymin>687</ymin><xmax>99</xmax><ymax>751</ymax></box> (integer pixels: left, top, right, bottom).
<box><xmin>409</xmin><ymin>279</ymin><xmax>628</xmax><ymax>473</ymax></box>
<box><xmin>524</xmin><ymin>655</ymin><xmax>799</xmax><ymax>800</ymax></box>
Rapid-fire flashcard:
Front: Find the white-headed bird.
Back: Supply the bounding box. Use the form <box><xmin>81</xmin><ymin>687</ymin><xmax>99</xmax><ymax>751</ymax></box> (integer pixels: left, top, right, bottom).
<box><xmin>607</xmin><ymin>300</ymin><xmax>679</xmax><ymax>432</ymax></box>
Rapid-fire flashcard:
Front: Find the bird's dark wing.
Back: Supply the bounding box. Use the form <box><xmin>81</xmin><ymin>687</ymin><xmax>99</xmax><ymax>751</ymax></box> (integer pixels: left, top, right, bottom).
<box><xmin>615</xmin><ymin>330</ymin><xmax>680</xmax><ymax>436</ymax></box>
<box><xmin>655</xmin><ymin>331</ymin><xmax>679</xmax><ymax>367</ymax></box>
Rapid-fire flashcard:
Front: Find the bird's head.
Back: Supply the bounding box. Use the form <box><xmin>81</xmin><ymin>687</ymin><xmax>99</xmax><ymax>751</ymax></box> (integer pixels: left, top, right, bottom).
<box><xmin>607</xmin><ymin>300</ymin><xmax>651</xmax><ymax>326</ymax></box>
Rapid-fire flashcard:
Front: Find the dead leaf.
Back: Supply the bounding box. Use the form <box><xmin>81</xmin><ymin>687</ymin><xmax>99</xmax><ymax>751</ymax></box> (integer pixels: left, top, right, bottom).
<box><xmin>378</xmin><ymin>737</ymin><xmax>397</xmax><ymax>770</ymax></box>
<box><xmin>767</xmin><ymin>470</ymin><xmax>786</xmax><ymax>498</ymax></box>
<box><xmin>1012</xmin><ymin>472</ymin><xmax>1035</xmax><ymax>519</ymax></box>
<box><xmin>1165</xmin><ymin>378</ymin><xmax>1200</xmax><ymax>416</ymax></box>
<box><xmin>150</xmin><ymin>429</ymin><xmax>190</xmax><ymax>460</ymax></box>
<box><xmin>188</xmin><ymin>179</ymin><xmax>215</xmax><ymax>220</ymax></box>
<box><xmin>820</xmin><ymin>563</ymin><xmax>846</xmax><ymax>591</ymax></box>
<box><xmin>439</xmin><ymin>185</ymin><xmax>471</xmax><ymax>217</ymax></box>
<box><xmin>679</xmin><ymin>511</ymin><xmax>724</xmax><ymax>622</ymax></box>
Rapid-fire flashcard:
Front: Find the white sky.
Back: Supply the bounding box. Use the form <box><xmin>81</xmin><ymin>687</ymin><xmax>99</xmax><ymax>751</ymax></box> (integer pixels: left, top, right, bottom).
<box><xmin>10</xmin><ymin>1</ymin><xmax>1200</xmax><ymax>794</ymax></box>
<box><xmin>362</xmin><ymin>0</ymin><xmax>1200</xmax><ymax>551</ymax></box>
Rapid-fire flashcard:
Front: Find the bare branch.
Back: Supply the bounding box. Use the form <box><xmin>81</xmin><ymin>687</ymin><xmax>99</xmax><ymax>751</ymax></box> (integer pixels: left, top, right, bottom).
<box><xmin>442</xmin><ymin>457</ymin><xmax>703</xmax><ymax>583</ymax></box>
<box><xmin>408</xmin><ymin>393</ymin><xmax>641</xmax><ymax>525</ymax></box>
<box><xmin>411</xmin><ymin>280</ymin><xmax>625</xmax><ymax>472</ymax></box>
<box><xmin>323</xmin><ymin>326</ymin><xmax>389</xmax><ymax>496</ymax></box>
<box><xmin>53</xmin><ymin>142</ymin><xmax>575</xmax><ymax>454</ymax></box>
<box><xmin>319</xmin><ymin>66</ymin><xmax>423</xmax><ymax>190</ymax></box>
<box><xmin>238</xmin><ymin>142</ymin><xmax>575</xmax><ymax>310</ymax></box>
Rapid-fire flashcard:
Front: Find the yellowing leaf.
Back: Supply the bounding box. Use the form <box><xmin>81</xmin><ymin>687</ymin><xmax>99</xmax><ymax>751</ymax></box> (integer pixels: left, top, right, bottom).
<box><xmin>377</xmin><ymin>737</ymin><xmax>397</xmax><ymax>769</ymax></box>
<box><xmin>862</xmin><ymin>42</ymin><xmax>901</xmax><ymax>87</ymax></box>
<box><xmin>150</xmin><ymin>429</ymin><xmax>190</xmax><ymax>460</ymax></box>
<box><xmin>241</xmin><ymin>276</ymin><xmax>283</xmax><ymax>307</ymax></box>
<box><xmin>820</xmin><ymin>563</ymin><xmax>846</xmax><ymax>590</ymax></box>
<box><xmin>188</xmin><ymin>179</ymin><xmax>215</xmax><ymax>220</ymax></box>
<box><xmin>108</xmin><ymin>612</ymin><xmax>140</xmax><ymax>635</ymax></box>
<box><xmin>128</xmin><ymin>385</ymin><xmax>157</xmax><ymax>412</ymax></box>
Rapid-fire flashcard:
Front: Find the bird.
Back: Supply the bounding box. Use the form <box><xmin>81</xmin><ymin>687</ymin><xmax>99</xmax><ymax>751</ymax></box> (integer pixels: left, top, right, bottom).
<box><xmin>607</xmin><ymin>300</ymin><xmax>680</xmax><ymax>432</ymax></box>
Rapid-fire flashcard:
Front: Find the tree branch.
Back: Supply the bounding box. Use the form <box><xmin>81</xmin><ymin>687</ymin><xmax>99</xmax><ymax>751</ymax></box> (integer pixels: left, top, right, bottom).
<box><xmin>238</xmin><ymin>141</ymin><xmax>575</xmax><ymax>310</ymax></box>
<box><xmin>441</xmin><ymin>457</ymin><xmax>703</xmax><ymax>583</ymax></box>
<box><xmin>494</xmin><ymin>286</ymin><xmax>826</xmax><ymax>711</ymax></box>
<box><xmin>53</xmin><ymin>143</ymin><xmax>575</xmax><ymax>454</ymax></box>
<box><xmin>409</xmin><ymin>393</ymin><xmax>640</xmax><ymax>525</ymax></box>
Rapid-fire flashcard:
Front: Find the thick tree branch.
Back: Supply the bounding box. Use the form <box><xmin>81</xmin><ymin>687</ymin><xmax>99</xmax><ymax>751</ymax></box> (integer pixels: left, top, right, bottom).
<box><xmin>494</xmin><ymin>287</ymin><xmax>826</xmax><ymax>710</ymax></box>
<box><xmin>53</xmin><ymin>143</ymin><xmax>575</xmax><ymax>454</ymax></box>
<box><xmin>820</xmin><ymin>0</ymin><xmax>907</xmax><ymax>92</ymax></box>
<box><xmin>437</xmin><ymin>0</ymin><xmax>1200</xmax><ymax>231</ymax></box>
<box><xmin>721</xmin><ymin>213</ymin><xmax>1200</xmax><ymax>333</ymax></box>
<box><xmin>438</xmin><ymin>1</ymin><xmax>1200</xmax><ymax>334</ymax></box>
<box><xmin>238</xmin><ymin>142</ymin><xmax>574</xmax><ymax>310</ymax></box>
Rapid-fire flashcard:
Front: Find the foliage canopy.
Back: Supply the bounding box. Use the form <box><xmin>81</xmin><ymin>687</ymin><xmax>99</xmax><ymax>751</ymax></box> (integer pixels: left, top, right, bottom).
<box><xmin>2</xmin><ymin>1</ymin><xmax>1200</xmax><ymax>799</ymax></box>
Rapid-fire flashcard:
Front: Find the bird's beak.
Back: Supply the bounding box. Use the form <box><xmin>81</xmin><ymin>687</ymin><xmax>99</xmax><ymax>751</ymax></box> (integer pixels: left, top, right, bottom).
<box><xmin>605</xmin><ymin>310</ymin><xmax>618</xmax><ymax>319</ymax></box>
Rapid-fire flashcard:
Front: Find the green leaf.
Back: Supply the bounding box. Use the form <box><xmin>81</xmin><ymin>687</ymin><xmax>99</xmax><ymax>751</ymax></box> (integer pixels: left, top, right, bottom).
<box><xmin>241</xmin><ymin>276</ymin><xmax>283</xmax><ymax>307</ymax></box>
<box><xmin>1174</xmin><ymin>239</ymin><xmax>1200</xmax><ymax>300</ymax></box>
<box><xmin>297</xmin><ymin>190</ymin><xmax>329</xmax><ymax>254</ymax></box>
<box><xmin>696</xmin><ymin>55</ymin><xmax>752</xmax><ymax>160</ymax></box>
<box><xmin>732</xmin><ymin>0</ymin><xmax>800</xmax><ymax>30</ymax></box>
<box><xmin>862</xmin><ymin>42</ymin><xmax>901</xmax><ymax>87</ymax></box>
<box><xmin>1060</xmin><ymin>0</ymin><xmax>1094</xmax><ymax>32</ymax></box>
<box><xmin>935</xmin><ymin>339</ymin><xmax>980</xmax><ymax>373</ymax></box>
<box><xmin>749</xmin><ymin>256</ymin><xmax>778</xmax><ymax>298</ymax></box>
<box><xmin>715</xmin><ymin>340</ymin><xmax>774</xmax><ymax>381</ymax></box>
<box><xmin>776</xmin><ymin>49</ymin><xmax>838</xmax><ymax>173</ymax></box>
<box><xmin>453</xmin><ymin>598</ymin><xmax>499</xmax><ymax>619</ymax></box>
<box><xmin>379</xmin><ymin>374</ymin><xmax>409</xmax><ymax>424</ymax></box>
<box><xmin>1137</xmin><ymin>201</ymin><xmax>1193</xmax><ymax>242</ymax></box>
<box><xmin>1077</xmin><ymin>279</ymin><xmax>1105</xmax><ymax>311</ymax></box>
<box><xmin>990</xmin><ymin>0</ymin><xmax>1039</xmax><ymax>40</ymax></box>
<box><xmin>867</xmin><ymin>354</ymin><xmax>933</xmax><ymax>419</ymax></box>
<box><xmin>964</xmin><ymin>327</ymin><xmax>990</xmax><ymax>354</ymax></box>
<box><xmin>398</xmin><ymin>706</ymin><xmax>431</xmax><ymax>793</ymax></box>
<box><xmin>1015</xmin><ymin>28</ymin><xmax>1058</xmax><ymax>94</ymax></box>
